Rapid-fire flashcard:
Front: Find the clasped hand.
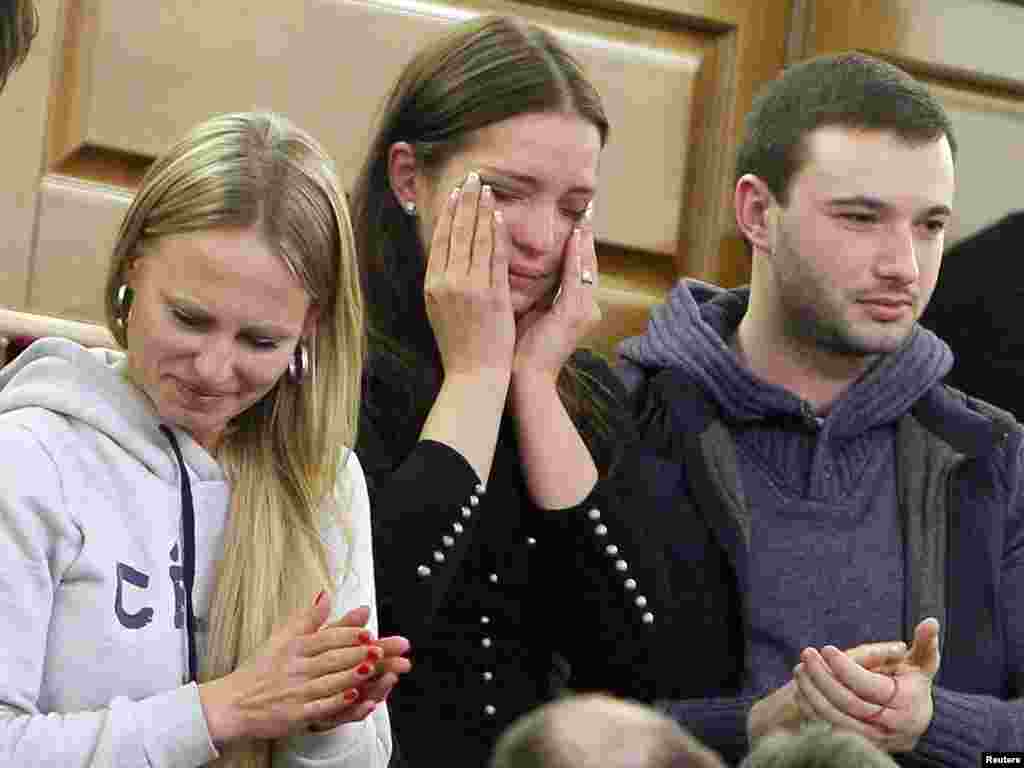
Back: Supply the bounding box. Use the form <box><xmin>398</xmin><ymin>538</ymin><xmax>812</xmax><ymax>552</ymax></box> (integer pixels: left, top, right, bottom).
<box><xmin>749</xmin><ymin>618</ymin><xmax>940</xmax><ymax>754</ymax></box>
<box><xmin>199</xmin><ymin>594</ymin><xmax>411</xmax><ymax>745</ymax></box>
<box><xmin>424</xmin><ymin>171</ymin><xmax>600</xmax><ymax>384</ymax></box>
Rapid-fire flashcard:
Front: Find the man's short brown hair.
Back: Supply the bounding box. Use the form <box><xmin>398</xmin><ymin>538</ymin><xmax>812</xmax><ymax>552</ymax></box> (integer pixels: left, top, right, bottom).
<box><xmin>735</xmin><ymin>52</ymin><xmax>955</xmax><ymax>205</ymax></box>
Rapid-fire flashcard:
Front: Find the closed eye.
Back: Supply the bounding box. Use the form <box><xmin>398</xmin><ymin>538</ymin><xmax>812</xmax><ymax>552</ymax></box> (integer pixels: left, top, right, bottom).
<box><xmin>839</xmin><ymin>212</ymin><xmax>878</xmax><ymax>225</ymax></box>
<box><xmin>489</xmin><ymin>186</ymin><xmax>524</xmax><ymax>203</ymax></box>
<box><xmin>171</xmin><ymin>307</ymin><xmax>207</xmax><ymax>329</ymax></box>
<box><xmin>244</xmin><ymin>336</ymin><xmax>281</xmax><ymax>350</ymax></box>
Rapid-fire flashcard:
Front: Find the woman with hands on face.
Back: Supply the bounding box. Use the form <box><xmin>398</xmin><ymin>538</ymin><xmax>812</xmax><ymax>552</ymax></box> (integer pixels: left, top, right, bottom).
<box><xmin>0</xmin><ymin>112</ymin><xmax>409</xmax><ymax>768</ymax></box>
<box><xmin>352</xmin><ymin>15</ymin><xmax>683</xmax><ymax>767</ymax></box>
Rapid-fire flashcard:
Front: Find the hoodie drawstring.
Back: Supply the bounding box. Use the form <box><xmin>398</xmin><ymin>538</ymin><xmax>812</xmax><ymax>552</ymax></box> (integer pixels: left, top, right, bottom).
<box><xmin>159</xmin><ymin>425</ymin><xmax>199</xmax><ymax>683</ymax></box>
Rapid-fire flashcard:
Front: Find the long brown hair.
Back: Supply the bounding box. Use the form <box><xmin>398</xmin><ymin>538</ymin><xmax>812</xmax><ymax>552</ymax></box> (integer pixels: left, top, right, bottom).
<box><xmin>105</xmin><ymin>111</ymin><xmax>364</xmax><ymax>768</ymax></box>
<box><xmin>352</xmin><ymin>15</ymin><xmax>619</xmax><ymax>468</ymax></box>
<box><xmin>0</xmin><ymin>0</ymin><xmax>37</xmax><ymax>90</ymax></box>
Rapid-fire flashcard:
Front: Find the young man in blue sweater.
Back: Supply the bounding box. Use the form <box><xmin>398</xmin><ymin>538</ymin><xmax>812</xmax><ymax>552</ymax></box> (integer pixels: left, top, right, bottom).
<box><xmin>617</xmin><ymin>53</ymin><xmax>1023</xmax><ymax>766</ymax></box>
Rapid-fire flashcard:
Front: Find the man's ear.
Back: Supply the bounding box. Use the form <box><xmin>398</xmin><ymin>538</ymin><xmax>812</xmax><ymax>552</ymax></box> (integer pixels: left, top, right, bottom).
<box><xmin>387</xmin><ymin>141</ymin><xmax>420</xmax><ymax>211</ymax></box>
<box><xmin>735</xmin><ymin>174</ymin><xmax>779</xmax><ymax>258</ymax></box>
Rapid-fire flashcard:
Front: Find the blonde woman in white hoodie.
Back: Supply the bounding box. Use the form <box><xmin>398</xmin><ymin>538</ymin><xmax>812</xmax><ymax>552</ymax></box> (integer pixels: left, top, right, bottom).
<box><xmin>0</xmin><ymin>111</ymin><xmax>409</xmax><ymax>767</ymax></box>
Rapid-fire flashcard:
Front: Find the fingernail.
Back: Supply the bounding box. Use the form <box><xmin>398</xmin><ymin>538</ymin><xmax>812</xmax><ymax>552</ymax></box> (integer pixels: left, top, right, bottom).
<box><xmin>584</xmin><ymin>200</ymin><xmax>594</xmax><ymax>221</ymax></box>
<box><xmin>314</xmin><ymin>590</ymin><xmax>326</xmax><ymax>607</ymax></box>
<box><xmin>481</xmin><ymin>184</ymin><xmax>492</xmax><ymax>202</ymax></box>
<box><xmin>357</xmin><ymin>663</ymin><xmax>374</xmax><ymax>676</ymax></box>
<box><xmin>450</xmin><ymin>186</ymin><xmax>461</xmax><ymax>202</ymax></box>
<box><xmin>343</xmin><ymin>688</ymin><xmax>360</xmax><ymax>703</ymax></box>
<box><xmin>493</xmin><ymin>209</ymin><xmax>503</xmax><ymax>224</ymax></box>
<box><xmin>366</xmin><ymin>646</ymin><xmax>383</xmax><ymax>662</ymax></box>
<box><xmin>357</xmin><ymin>630</ymin><xmax>373</xmax><ymax>645</ymax></box>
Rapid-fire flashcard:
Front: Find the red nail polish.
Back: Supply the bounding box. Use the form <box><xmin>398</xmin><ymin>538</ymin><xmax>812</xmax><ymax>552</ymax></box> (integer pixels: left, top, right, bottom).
<box><xmin>357</xmin><ymin>630</ymin><xmax>372</xmax><ymax>644</ymax></box>
<box><xmin>366</xmin><ymin>646</ymin><xmax>383</xmax><ymax>662</ymax></box>
<box><xmin>343</xmin><ymin>688</ymin><xmax>359</xmax><ymax>703</ymax></box>
<box><xmin>357</xmin><ymin>663</ymin><xmax>373</xmax><ymax>676</ymax></box>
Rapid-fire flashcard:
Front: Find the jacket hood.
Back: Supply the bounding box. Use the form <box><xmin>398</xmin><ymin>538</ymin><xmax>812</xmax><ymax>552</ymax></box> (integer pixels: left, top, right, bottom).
<box><xmin>617</xmin><ymin>279</ymin><xmax>953</xmax><ymax>438</ymax></box>
<box><xmin>0</xmin><ymin>338</ymin><xmax>221</xmax><ymax>483</ymax></box>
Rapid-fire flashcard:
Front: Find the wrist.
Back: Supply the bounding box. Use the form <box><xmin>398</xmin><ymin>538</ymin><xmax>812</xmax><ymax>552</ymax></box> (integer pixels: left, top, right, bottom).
<box><xmin>442</xmin><ymin>366</ymin><xmax>512</xmax><ymax>391</ymax></box>
<box><xmin>509</xmin><ymin>370</ymin><xmax>561</xmax><ymax>419</ymax></box>
<box><xmin>747</xmin><ymin>687</ymin><xmax>801</xmax><ymax>745</ymax></box>
<box><xmin>510</xmin><ymin>368</ymin><xmax>559</xmax><ymax>396</ymax></box>
<box><xmin>198</xmin><ymin>677</ymin><xmax>244</xmax><ymax>747</ymax></box>
<box><xmin>746</xmin><ymin>698</ymin><xmax>763</xmax><ymax>744</ymax></box>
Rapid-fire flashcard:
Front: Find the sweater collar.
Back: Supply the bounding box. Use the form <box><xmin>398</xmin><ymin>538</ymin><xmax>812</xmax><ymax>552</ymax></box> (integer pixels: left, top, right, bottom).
<box><xmin>618</xmin><ymin>279</ymin><xmax>953</xmax><ymax>438</ymax></box>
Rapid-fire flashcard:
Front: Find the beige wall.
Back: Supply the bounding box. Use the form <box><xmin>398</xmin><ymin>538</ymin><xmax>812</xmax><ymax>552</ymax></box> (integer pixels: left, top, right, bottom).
<box><xmin>1</xmin><ymin>0</ymin><xmax>1021</xmax><ymax>356</ymax></box>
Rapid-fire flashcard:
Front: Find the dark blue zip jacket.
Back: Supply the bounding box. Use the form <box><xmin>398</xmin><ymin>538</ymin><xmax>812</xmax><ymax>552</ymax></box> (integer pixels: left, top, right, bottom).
<box><xmin>615</xmin><ymin>280</ymin><xmax>1024</xmax><ymax>767</ymax></box>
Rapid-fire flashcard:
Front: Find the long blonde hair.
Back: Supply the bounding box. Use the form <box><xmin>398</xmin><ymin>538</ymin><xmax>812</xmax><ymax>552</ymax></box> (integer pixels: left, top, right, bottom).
<box><xmin>104</xmin><ymin>111</ymin><xmax>364</xmax><ymax>768</ymax></box>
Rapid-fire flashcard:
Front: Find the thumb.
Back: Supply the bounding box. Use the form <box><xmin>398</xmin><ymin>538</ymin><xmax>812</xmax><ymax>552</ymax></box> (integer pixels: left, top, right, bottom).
<box><xmin>908</xmin><ymin>617</ymin><xmax>941</xmax><ymax>676</ymax></box>
<box><xmin>846</xmin><ymin>640</ymin><xmax>908</xmax><ymax>670</ymax></box>
<box><xmin>333</xmin><ymin>605</ymin><xmax>371</xmax><ymax>629</ymax></box>
<box><xmin>296</xmin><ymin>589</ymin><xmax>331</xmax><ymax>636</ymax></box>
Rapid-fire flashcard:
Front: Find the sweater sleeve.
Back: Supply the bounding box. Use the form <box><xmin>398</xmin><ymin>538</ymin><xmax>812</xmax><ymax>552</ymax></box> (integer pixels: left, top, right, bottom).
<box><xmin>907</xmin><ymin>439</ymin><xmax>1024</xmax><ymax>767</ymax></box>
<box><xmin>658</xmin><ymin>697</ymin><xmax>757</xmax><ymax>765</ymax></box>
<box><xmin>273</xmin><ymin>451</ymin><xmax>392</xmax><ymax>768</ymax></box>
<box><xmin>361</xmin><ymin>429</ymin><xmax>487</xmax><ymax>646</ymax></box>
<box><xmin>528</xmin><ymin>466</ymin><xmax>674</xmax><ymax>687</ymax></box>
<box><xmin>0</xmin><ymin>420</ymin><xmax>218</xmax><ymax>767</ymax></box>
<box><xmin>527</xmin><ymin>358</ymin><xmax>695</xmax><ymax>702</ymax></box>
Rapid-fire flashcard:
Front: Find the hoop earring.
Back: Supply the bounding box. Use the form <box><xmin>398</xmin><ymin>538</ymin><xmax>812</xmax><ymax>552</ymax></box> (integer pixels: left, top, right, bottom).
<box><xmin>288</xmin><ymin>341</ymin><xmax>309</xmax><ymax>383</ymax></box>
<box><xmin>402</xmin><ymin>200</ymin><xmax>417</xmax><ymax>216</ymax></box>
<box><xmin>115</xmin><ymin>284</ymin><xmax>134</xmax><ymax>328</ymax></box>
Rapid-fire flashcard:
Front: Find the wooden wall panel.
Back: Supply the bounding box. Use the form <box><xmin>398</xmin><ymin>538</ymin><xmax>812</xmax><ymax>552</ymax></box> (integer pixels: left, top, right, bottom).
<box><xmin>794</xmin><ymin>0</ymin><xmax>1024</xmax><ymax>248</ymax></box>
<box><xmin>0</xmin><ymin>0</ymin><xmax>61</xmax><ymax>309</ymax></box>
<box><xmin>29</xmin><ymin>175</ymin><xmax>129</xmax><ymax>322</ymax></box>
<box><xmin>935</xmin><ymin>84</ymin><xmax>1024</xmax><ymax>244</ymax></box>
<box><xmin>3</xmin><ymin>0</ymin><xmax>791</xmax><ymax>354</ymax></box>
<box><xmin>801</xmin><ymin>0</ymin><xmax>1024</xmax><ymax>84</ymax></box>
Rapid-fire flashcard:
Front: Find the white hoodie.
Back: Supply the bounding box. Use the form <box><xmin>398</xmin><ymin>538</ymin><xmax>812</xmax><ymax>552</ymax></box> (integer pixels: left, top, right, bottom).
<box><xmin>0</xmin><ymin>338</ymin><xmax>391</xmax><ymax>767</ymax></box>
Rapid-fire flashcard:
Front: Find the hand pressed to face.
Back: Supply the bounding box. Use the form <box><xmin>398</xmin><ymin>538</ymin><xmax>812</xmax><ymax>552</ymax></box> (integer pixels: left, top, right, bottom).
<box><xmin>512</xmin><ymin>204</ymin><xmax>602</xmax><ymax>382</ymax></box>
<box><xmin>793</xmin><ymin>618</ymin><xmax>940</xmax><ymax>753</ymax></box>
<box><xmin>422</xmin><ymin>170</ymin><xmax>516</xmax><ymax>376</ymax></box>
<box><xmin>404</xmin><ymin>111</ymin><xmax>601</xmax><ymax>318</ymax></box>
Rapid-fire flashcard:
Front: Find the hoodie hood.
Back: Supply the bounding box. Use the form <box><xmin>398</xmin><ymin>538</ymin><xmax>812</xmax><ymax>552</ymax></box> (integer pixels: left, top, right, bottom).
<box><xmin>618</xmin><ymin>279</ymin><xmax>953</xmax><ymax>438</ymax></box>
<box><xmin>0</xmin><ymin>338</ymin><xmax>221</xmax><ymax>483</ymax></box>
